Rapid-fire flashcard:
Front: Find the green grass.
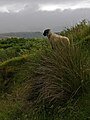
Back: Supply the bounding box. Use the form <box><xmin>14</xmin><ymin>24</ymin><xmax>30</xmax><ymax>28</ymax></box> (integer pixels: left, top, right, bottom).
<box><xmin>0</xmin><ymin>20</ymin><xmax>90</xmax><ymax>120</ymax></box>
<box><xmin>26</xmin><ymin>43</ymin><xmax>90</xmax><ymax>120</ymax></box>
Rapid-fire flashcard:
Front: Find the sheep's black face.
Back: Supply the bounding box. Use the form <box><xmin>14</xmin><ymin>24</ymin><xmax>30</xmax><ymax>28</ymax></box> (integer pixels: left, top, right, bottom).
<box><xmin>43</xmin><ymin>29</ymin><xmax>50</xmax><ymax>36</ymax></box>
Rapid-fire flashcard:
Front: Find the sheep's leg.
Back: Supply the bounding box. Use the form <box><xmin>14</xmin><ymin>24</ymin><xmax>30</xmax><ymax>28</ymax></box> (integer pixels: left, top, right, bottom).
<box><xmin>52</xmin><ymin>46</ymin><xmax>54</xmax><ymax>49</ymax></box>
<box><xmin>50</xmin><ymin>42</ymin><xmax>54</xmax><ymax>49</ymax></box>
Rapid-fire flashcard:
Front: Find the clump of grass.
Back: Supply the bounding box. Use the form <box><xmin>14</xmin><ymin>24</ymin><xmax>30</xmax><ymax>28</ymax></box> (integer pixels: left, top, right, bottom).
<box><xmin>61</xmin><ymin>20</ymin><xmax>90</xmax><ymax>44</ymax></box>
<box><xmin>27</xmin><ymin>43</ymin><xmax>90</xmax><ymax>119</ymax></box>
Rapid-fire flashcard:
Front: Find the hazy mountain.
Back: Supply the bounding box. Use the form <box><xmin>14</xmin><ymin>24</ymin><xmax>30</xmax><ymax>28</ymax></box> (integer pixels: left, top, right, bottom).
<box><xmin>0</xmin><ymin>32</ymin><xmax>44</xmax><ymax>39</ymax></box>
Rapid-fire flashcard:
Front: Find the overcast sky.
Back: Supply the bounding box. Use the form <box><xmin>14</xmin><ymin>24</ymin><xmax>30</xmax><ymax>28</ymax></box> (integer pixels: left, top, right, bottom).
<box><xmin>0</xmin><ymin>0</ymin><xmax>90</xmax><ymax>33</ymax></box>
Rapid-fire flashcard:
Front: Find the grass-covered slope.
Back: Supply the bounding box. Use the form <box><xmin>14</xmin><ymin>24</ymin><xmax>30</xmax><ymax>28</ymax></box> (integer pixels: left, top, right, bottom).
<box><xmin>0</xmin><ymin>20</ymin><xmax>90</xmax><ymax>120</ymax></box>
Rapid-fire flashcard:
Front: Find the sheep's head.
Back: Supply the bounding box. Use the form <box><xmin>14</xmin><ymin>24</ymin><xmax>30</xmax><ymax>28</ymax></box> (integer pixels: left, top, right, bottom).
<box><xmin>43</xmin><ymin>29</ymin><xmax>51</xmax><ymax>36</ymax></box>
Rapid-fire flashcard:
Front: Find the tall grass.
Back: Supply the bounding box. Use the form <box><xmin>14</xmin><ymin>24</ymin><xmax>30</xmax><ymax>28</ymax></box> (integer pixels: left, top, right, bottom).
<box><xmin>27</xmin><ymin>43</ymin><xmax>90</xmax><ymax>119</ymax></box>
<box><xmin>61</xmin><ymin>20</ymin><xmax>90</xmax><ymax>45</ymax></box>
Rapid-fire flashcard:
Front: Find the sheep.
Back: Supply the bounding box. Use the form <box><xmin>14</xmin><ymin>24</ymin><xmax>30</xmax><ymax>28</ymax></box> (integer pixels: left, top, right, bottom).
<box><xmin>43</xmin><ymin>29</ymin><xmax>70</xmax><ymax>49</ymax></box>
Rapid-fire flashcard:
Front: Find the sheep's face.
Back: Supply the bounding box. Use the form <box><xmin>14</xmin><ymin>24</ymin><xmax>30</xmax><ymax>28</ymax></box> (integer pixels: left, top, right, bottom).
<box><xmin>43</xmin><ymin>29</ymin><xmax>50</xmax><ymax>36</ymax></box>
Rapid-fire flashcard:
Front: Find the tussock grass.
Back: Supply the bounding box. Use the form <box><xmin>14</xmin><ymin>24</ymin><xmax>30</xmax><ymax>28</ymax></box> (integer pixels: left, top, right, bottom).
<box><xmin>61</xmin><ymin>20</ymin><xmax>90</xmax><ymax>45</ymax></box>
<box><xmin>27</xmin><ymin>43</ymin><xmax>90</xmax><ymax>119</ymax></box>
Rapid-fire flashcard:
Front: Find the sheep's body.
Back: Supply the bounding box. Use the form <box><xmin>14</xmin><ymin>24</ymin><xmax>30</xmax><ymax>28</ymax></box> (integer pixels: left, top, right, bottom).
<box><xmin>48</xmin><ymin>33</ymin><xmax>70</xmax><ymax>45</ymax></box>
<box><xmin>43</xmin><ymin>29</ymin><xmax>70</xmax><ymax>49</ymax></box>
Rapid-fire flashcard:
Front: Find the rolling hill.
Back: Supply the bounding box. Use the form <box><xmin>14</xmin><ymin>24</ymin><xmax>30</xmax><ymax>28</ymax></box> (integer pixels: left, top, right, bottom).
<box><xmin>0</xmin><ymin>20</ymin><xmax>90</xmax><ymax>120</ymax></box>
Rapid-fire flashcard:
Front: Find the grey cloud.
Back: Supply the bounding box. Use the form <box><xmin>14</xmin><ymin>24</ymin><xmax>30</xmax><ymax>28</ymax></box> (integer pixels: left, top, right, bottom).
<box><xmin>0</xmin><ymin>0</ymin><xmax>90</xmax><ymax>33</ymax></box>
<box><xmin>0</xmin><ymin>8</ymin><xmax>90</xmax><ymax>33</ymax></box>
<box><xmin>27</xmin><ymin>0</ymin><xmax>86</xmax><ymax>4</ymax></box>
<box><xmin>0</xmin><ymin>0</ymin><xmax>88</xmax><ymax>5</ymax></box>
<box><xmin>0</xmin><ymin>0</ymin><xmax>89</xmax><ymax>13</ymax></box>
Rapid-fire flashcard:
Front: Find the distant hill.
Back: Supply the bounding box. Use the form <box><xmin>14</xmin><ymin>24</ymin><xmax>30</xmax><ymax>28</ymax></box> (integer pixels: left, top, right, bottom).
<box><xmin>0</xmin><ymin>32</ymin><xmax>44</xmax><ymax>39</ymax></box>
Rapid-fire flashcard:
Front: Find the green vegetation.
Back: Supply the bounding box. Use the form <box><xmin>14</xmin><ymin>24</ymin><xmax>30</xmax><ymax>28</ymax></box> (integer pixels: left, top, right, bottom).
<box><xmin>0</xmin><ymin>20</ymin><xmax>90</xmax><ymax>120</ymax></box>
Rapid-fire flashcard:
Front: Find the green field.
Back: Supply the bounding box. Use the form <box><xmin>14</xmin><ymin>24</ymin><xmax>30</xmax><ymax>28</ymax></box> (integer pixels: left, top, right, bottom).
<box><xmin>0</xmin><ymin>20</ymin><xmax>90</xmax><ymax>120</ymax></box>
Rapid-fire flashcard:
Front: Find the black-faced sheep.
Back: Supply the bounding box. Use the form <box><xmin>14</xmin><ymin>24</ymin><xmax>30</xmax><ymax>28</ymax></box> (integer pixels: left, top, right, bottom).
<box><xmin>43</xmin><ymin>29</ymin><xmax>70</xmax><ymax>49</ymax></box>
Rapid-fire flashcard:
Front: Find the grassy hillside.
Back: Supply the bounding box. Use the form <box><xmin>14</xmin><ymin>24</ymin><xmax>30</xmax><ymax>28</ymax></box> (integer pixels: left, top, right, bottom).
<box><xmin>0</xmin><ymin>20</ymin><xmax>90</xmax><ymax>120</ymax></box>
